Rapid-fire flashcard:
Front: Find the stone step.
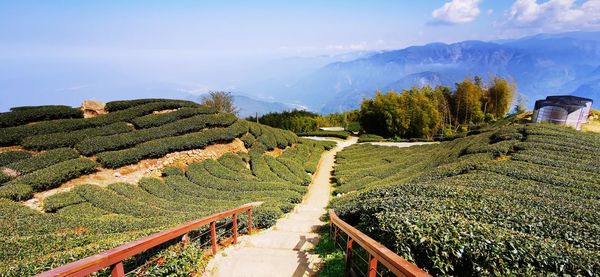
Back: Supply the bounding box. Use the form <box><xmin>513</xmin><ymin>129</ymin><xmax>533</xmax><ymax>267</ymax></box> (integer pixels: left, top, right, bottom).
<box><xmin>248</xmin><ymin>231</ymin><xmax>320</xmax><ymax>251</ymax></box>
<box><xmin>209</xmin><ymin>247</ymin><xmax>321</xmax><ymax>277</ymax></box>
<box><xmin>274</xmin><ymin>218</ymin><xmax>323</xmax><ymax>233</ymax></box>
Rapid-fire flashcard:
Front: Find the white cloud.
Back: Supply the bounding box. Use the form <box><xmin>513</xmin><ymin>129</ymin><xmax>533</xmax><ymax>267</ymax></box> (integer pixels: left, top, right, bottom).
<box><xmin>505</xmin><ymin>0</ymin><xmax>600</xmax><ymax>31</ymax></box>
<box><xmin>430</xmin><ymin>0</ymin><xmax>481</xmax><ymax>25</ymax></box>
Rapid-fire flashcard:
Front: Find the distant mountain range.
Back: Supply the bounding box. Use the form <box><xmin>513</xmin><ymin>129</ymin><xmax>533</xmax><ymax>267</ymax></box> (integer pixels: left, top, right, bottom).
<box><xmin>247</xmin><ymin>31</ymin><xmax>600</xmax><ymax>113</ymax></box>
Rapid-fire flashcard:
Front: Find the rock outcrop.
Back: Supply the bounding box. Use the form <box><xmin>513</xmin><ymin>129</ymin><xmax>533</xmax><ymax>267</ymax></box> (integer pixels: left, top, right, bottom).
<box><xmin>81</xmin><ymin>100</ymin><xmax>107</xmax><ymax>118</ymax></box>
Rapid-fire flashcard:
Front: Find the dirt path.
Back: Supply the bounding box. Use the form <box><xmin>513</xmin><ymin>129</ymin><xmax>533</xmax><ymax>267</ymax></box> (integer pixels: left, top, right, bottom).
<box><xmin>204</xmin><ymin>137</ymin><xmax>358</xmax><ymax>277</ymax></box>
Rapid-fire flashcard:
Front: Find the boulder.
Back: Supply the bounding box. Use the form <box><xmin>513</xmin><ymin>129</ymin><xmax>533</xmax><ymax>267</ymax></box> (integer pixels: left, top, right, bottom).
<box><xmin>81</xmin><ymin>100</ymin><xmax>107</xmax><ymax>118</ymax></box>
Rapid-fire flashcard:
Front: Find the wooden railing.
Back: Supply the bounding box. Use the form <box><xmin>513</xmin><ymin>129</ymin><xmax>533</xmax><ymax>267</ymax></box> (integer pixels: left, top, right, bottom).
<box><xmin>329</xmin><ymin>209</ymin><xmax>431</xmax><ymax>277</ymax></box>
<box><xmin>36</xmin><ymin>203</ymin><xmax>259</xmax><ymax>277</ymax></box>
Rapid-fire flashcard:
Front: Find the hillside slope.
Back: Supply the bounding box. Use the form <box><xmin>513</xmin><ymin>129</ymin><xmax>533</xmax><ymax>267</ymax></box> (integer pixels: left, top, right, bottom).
<box><xmin>0</xmin><ymin>99</ymin><xmax>336</xmax><ymax>275</ymax></box>
<box><xmin>332</xmin><ymin>123</ymin><xmax>600</xmax><ymax>275</ymax></box>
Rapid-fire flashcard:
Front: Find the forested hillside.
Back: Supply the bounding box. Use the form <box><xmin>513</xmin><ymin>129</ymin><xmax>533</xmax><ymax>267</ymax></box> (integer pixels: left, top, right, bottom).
<box><xmin>332</xmin><ymin>123</ymin><xmax>600</xmax><ymax>275</ymax></box>
<box><xmin>0</xmin><ymin>99</ymin><xmax>335</xmax><ymax>275</ymax></box>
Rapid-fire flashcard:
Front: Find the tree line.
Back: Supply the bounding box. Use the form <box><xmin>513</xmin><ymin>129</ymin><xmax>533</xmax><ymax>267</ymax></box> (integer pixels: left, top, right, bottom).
<box><xmin>359</xmin><ymin>76</ymin><xmax>516</xmax><ymax>139</ymax></box>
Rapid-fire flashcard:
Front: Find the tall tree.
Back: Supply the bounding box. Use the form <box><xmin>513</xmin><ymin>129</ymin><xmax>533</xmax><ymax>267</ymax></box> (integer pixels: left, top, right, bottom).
<box><xmin>200</xmin><ymin>91</ymin><xmax>239</xmax><ymax>116</ymax></box>
<box><xmin>487</xmin><ymin>77</ymin><xmax>516</xmax><ymax>118</ymax></box>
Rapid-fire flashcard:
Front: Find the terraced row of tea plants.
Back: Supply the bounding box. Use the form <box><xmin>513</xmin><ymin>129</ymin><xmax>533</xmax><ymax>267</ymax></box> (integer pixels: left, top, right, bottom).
<box><xmin>331</xmin><ymin>123</ymin><xmax>600</xmax><ymax>276</ymax></box>
<box><xmin>0</xmin><ymin>99</ymin><xmax>335</xmax><ymax>275</ymax></box>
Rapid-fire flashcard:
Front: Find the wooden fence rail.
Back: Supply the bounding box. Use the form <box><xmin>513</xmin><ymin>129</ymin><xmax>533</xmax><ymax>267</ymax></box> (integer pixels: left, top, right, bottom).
<box><xmin>329</xmin><ymin>209</ymin><xmax>431</xmax><ymax>277</ymax></box>
<box><xmin>35</xmin><ymin>203</ymin><xmax>258</xmax><ymax>277</ymax></box>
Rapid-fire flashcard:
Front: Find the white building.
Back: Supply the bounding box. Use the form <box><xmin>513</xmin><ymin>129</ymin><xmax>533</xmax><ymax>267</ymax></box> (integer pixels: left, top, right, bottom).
<box><xmin>532</xmin><ymin>96</ymin><xmax>593</xmax><ymax>130</ymax></box>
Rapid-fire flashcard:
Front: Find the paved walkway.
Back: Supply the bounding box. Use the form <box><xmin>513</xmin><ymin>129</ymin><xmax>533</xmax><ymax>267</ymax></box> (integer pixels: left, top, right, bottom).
<box><xmin>203</xmin><ymin>137</ymin><xmax>358</xmax><ymax>277</ymax></box>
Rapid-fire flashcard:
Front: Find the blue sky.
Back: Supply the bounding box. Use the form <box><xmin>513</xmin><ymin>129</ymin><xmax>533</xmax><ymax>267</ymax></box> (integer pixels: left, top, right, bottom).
<box><xmin>1</xmin><ymin>0</ymin><xmax>599</xmax><ymax>110</ymax></box>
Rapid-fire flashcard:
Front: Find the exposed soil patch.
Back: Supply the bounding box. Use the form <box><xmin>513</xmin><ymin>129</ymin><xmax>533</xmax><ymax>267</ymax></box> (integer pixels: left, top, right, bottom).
<box><xmin>25</xmin><ymin>139</ymin><xmax>248</xmax><ymax>210</ymax></box>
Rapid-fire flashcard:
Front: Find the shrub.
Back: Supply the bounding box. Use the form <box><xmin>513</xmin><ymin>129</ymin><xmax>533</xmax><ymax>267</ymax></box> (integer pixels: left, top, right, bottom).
<box><xmin>105</xmin><ymin>99</ymin><xmax>198</xmax><ymax>112</ymax></box>
<box><xmin>0</xmin><ymin>101</ymin><xmax>199</xmax><ymax>146</ymax></box>
<box><xmin>297</xmin><ymin>130</ymin><xmax>350</xmax><ymax>139</ymax></box>
<box><xmin>131</xmin><ymin>106</ymin><xmax>217</xmax><ymax>128</ymax></box>
<box><xmin>73</xmin><ymin>184</ymin><xmax>168</xmax><ymax>217</ymax></box>
<box><xmin>0</xmin><ymin>151</ymin><xmax>31</xmax><ymax>167</ymax></box>
<box><xmin>0</xmin><ymin>105</ymin><xmax>82</xmax><ymax>128</ymax></box>
<box><xmin>76</xmin><ymin>113</ymin><xmax>237</xmax><ymax>155</ymax></box>
<box><xmin>330</xmin><ymin>124</ymin><xmax>600</xmax><ymax>275</ymax></box>
<box><xmin>96</xmin><ymin>120</ymin><xmax>249</xmax><ymax>168</ymax></box>
<box><xmin>0</xmin><ymin>183</ymin><xmax>33</xmax><ymax>201</ymax></box>
<box><xmin>43</xmin><ymin>191</ymin><xmax>85</xmax><ymax>212</ymax></box>
<box><xmin>10</xmin><ymin>158</ymin><xmax>98</xmax><ymax>192</ymax></box>
<box><xmin>22</xmin><ymin>122</ymin><xmax>133</xmax><ymax>150</ymax></box>
<box><xmin>5</xmin><ymin>148</ymin><xmax>80</xmax><ymax>175</ymax></box>
<box><xmin>162</xmin><ymin>166</ymin><xmax>184</xmax><ymax>177</ymax></box>
<box><xmin>358</xmin><ymin>134</ymin><xmax>385</xmax><ymax>143</ymax></box>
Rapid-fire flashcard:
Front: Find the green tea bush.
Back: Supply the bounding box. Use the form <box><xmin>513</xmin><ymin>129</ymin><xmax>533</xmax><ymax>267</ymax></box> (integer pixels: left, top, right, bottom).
<box><xmin>22</xmin><ymin>122</ymin><xmax>133</xmax><ymax>150</ymax></box>
<box><xmin>43</xmin><ymin>191</ymin><xmax>85</xmax><ymax>212</ymax></box>
<box><xmin>0</xmin><ymin>112</ymin><xmax>332</xmax><ymax>275</ymax></box>
<box><xmin>5</xmin><ymin>148</ymin><xmax>80</xmax><ymax>175</ymax></box>
<box><xmin>0</xmin><ymin>151</ymin><xmax>32</xmax><ymax>167</ymax></box>
<box><xmin>0</xmin><ymin>101</ymin><xmax>198</xmax><ymax>146</ymax></box>
<box><xmin>96</xmin><ymin>120</ymin><xmax>249</xmax><ymax>168</ymax></box>
<box><xmin>0</xmin><ymin>183</ymin><xmax>33</xmax><ymax>201</ymax></box>
<box><xmin>10</xmin><ymin>158</ymin><xmax>98</xmax><ymax>192</ymax></box>
<box><xmin>297</xmin><ymin>130</ymin><xmax>350</xmax><ymax>139</ymax></box>
<box><xmin>162</xmin><ymin>166</ymin><xmax>184</xmax><ymax>177</ymax></box>
<box><xmin>131</xmin><ymin>106</ymin><xmax>216</xmax><ymax>128</ymax></box>
<box><xmin>264</xmin><ymin>156</ymin><xmax>304</xmax><ymax>185</ymax></box>
<box><xmin>105</xmin><ymin>99</ymin><xmax>198</xmax><ymax>112</ymax></box>
<box><xmin>0</xmin><ymin>105</ymin><xmax>83</xmax><ymax>127</ymax></box>
<box><xmin>76</xmin><ymin>113</ymin><xmax>236</xmax><ymax>155</ymax></box>
<box><xmin>73</xmin><ymin>184</ymin><xmax>169</xmax><ymax>217</ymax></box>
<box><xmin>331</xmin><ymin>123</ymin><xmax>600</xmax><ymax>275</ymax></box>
<box><xmin>357</xmin><ymin>134</ymin><xmax>385</xmax><ymax>143</ymax></box>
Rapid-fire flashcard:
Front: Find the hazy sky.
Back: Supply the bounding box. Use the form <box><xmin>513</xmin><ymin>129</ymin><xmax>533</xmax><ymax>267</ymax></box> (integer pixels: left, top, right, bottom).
<box><xmin>1</xmin><ymin>0</ymin><xmax>599</xmax><ymax>110</ymax></box>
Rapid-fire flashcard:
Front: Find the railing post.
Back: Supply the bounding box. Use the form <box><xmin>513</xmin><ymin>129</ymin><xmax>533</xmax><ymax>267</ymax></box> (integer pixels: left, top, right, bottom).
<box><xmin>111</xmin><ymin>262</ymin><xmax>125</xmax><ymax>277</ymax></box>
<box><xmin>248</xmin><ymin>208</ymin><xmax>253</xmax><ymax>235</ymax></box>
<box><xmin>233</xmin><ymin>213</ymin><xmax>238</xmax><ymax>244</ymax></box>
<box><xmin>210</xmin><ymin>221</ymin><xmax>217</xmax><ymax>255</ymax></box>
<box><xmin>345</xmin><ymin>237</ymin><xmax>354</xmax><ymax>277</ymax></box>
<box><xmin>368</xmin><ymin>254</ymin><xmax>378</xmax><ymax>277</ymax></box>
<box><xmin>333</xmin><ymin>226</ymin><xmax>339</xmax><ymax>246</ymax></box>
<box><xmin>181</xmin><ymin>233</ymin><xmax>190</xmax><ymax>246</ymax></box>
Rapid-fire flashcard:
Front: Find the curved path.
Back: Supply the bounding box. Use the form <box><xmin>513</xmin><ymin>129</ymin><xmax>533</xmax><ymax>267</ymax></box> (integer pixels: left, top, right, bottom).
<box><xmin>204</xmin><ymin>137</ymin><xmax>358</xmax><ymax>277</ymax></box>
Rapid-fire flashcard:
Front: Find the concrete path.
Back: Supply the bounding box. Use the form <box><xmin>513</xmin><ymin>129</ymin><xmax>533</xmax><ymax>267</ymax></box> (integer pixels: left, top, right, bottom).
<box><xmin>203</xmin><ymin>137</ymin><xmax>358</xmax><ymax>277</ymax></box>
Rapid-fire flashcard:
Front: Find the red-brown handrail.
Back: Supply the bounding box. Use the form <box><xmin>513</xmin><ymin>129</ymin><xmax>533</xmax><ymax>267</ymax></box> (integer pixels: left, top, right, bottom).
<box><xmin>36</xmin><ymin>203</ymin><xmax>259</xmax><ymax>277</ymax></box>
<box><xmin>329</xmin><ymin>209</ymin><xmax>431</xmax><ymax>277</ymax></box>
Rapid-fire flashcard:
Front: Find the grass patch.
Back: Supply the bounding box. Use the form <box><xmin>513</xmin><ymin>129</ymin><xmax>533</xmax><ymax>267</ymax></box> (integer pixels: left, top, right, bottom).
<box><xmin>313</xmin><ymin>225</ymin><xmax>344</xmax><ymax>276</ymax></box>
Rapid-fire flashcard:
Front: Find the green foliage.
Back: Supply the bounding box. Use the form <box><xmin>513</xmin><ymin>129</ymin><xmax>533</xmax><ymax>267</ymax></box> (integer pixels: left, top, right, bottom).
<box><xmin>358</xmin><ymin>76</ymin><xmax>516</xmax><ymax>139</ymax></box>
<box><xmin>199</xmin><ymin>91</ymin><xmax>239</xmax><ymax>115</ymax></box>
<box><xmin>0</xmin><ymin>100</ymin><xmax>198</xmax><ymax>146</ymax></box>
<box><xmin>9</xmin><ymin>158</ymin><xmax>98</xmax><ymax>192</ymax></box>
<box><xmin>22</xmin><ymin>122</ymin><xmax>134</xmax><ymax>150</ymax></box>
<box><xmin>43</xmin><ymin>191</ymin><xmax>85</xmax><ymax>212</ymax></box>
<box><xmin>131</xmin><ymin>106</ymin><xmax>216</xmax><ymax>128</ymax></box>
<box><xmin>96</xmin><ymin>119</ymin><xmax>249</xmax><ymax>168</ymax></box>
<box><xmin>0</xmin><ymin>183</ymin><xmax>33</xmax><ymax>201</ymax></box>
<box><xmin>162</xmin><ymin>166</ymin><xmax>184</xmax><ymax>177</ymax></box>
<box><xmin>105</xmin><ymin>99</ymin><xmax>198</xmax><ymax>112</ymax></box>
<box><xmin>297</xmin><ymin>130</ymin><xmax>350</xmax><ymax>139</ymax></box>
<box><xmin>332</xmin><ymin>123</ymin><xmax>600</xmax><ymax>275</ymax></box>
<box><xmin>0</xmin><ymin>100</ymin><xmax>333</xmax><ymax>275</ymax></box>
<box><xmin>0</xmin><ymin>105</ymin><xmax>83</xmax><ymax>128</ymax></box>
<box><xmin>5</xmin><ymin>148</ymin><xmax>80</xmax><ymax>175</ymax></box>
<box><xmin>357</xmin><ymin>134</ymin><xmax>385</xmax><ymax>143</ymax></box>
<box><xmin>313</xmin><ymin>226</ymin><xmax>345</xmax><ymax>277</ymax></box>
<box><xmin>249</xmin><ymin>110</ymin><xmax>320</xmax><ymax>133</ymax></box>
<box><xmin>0</xmin><ymin>151</ymin><xmax>31</xmax><ymax>167</ymax></box>
<box><xmin>76</xmin><ymin>113</ymin><xmax>237</xmax><ymax>155</ymax></box>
